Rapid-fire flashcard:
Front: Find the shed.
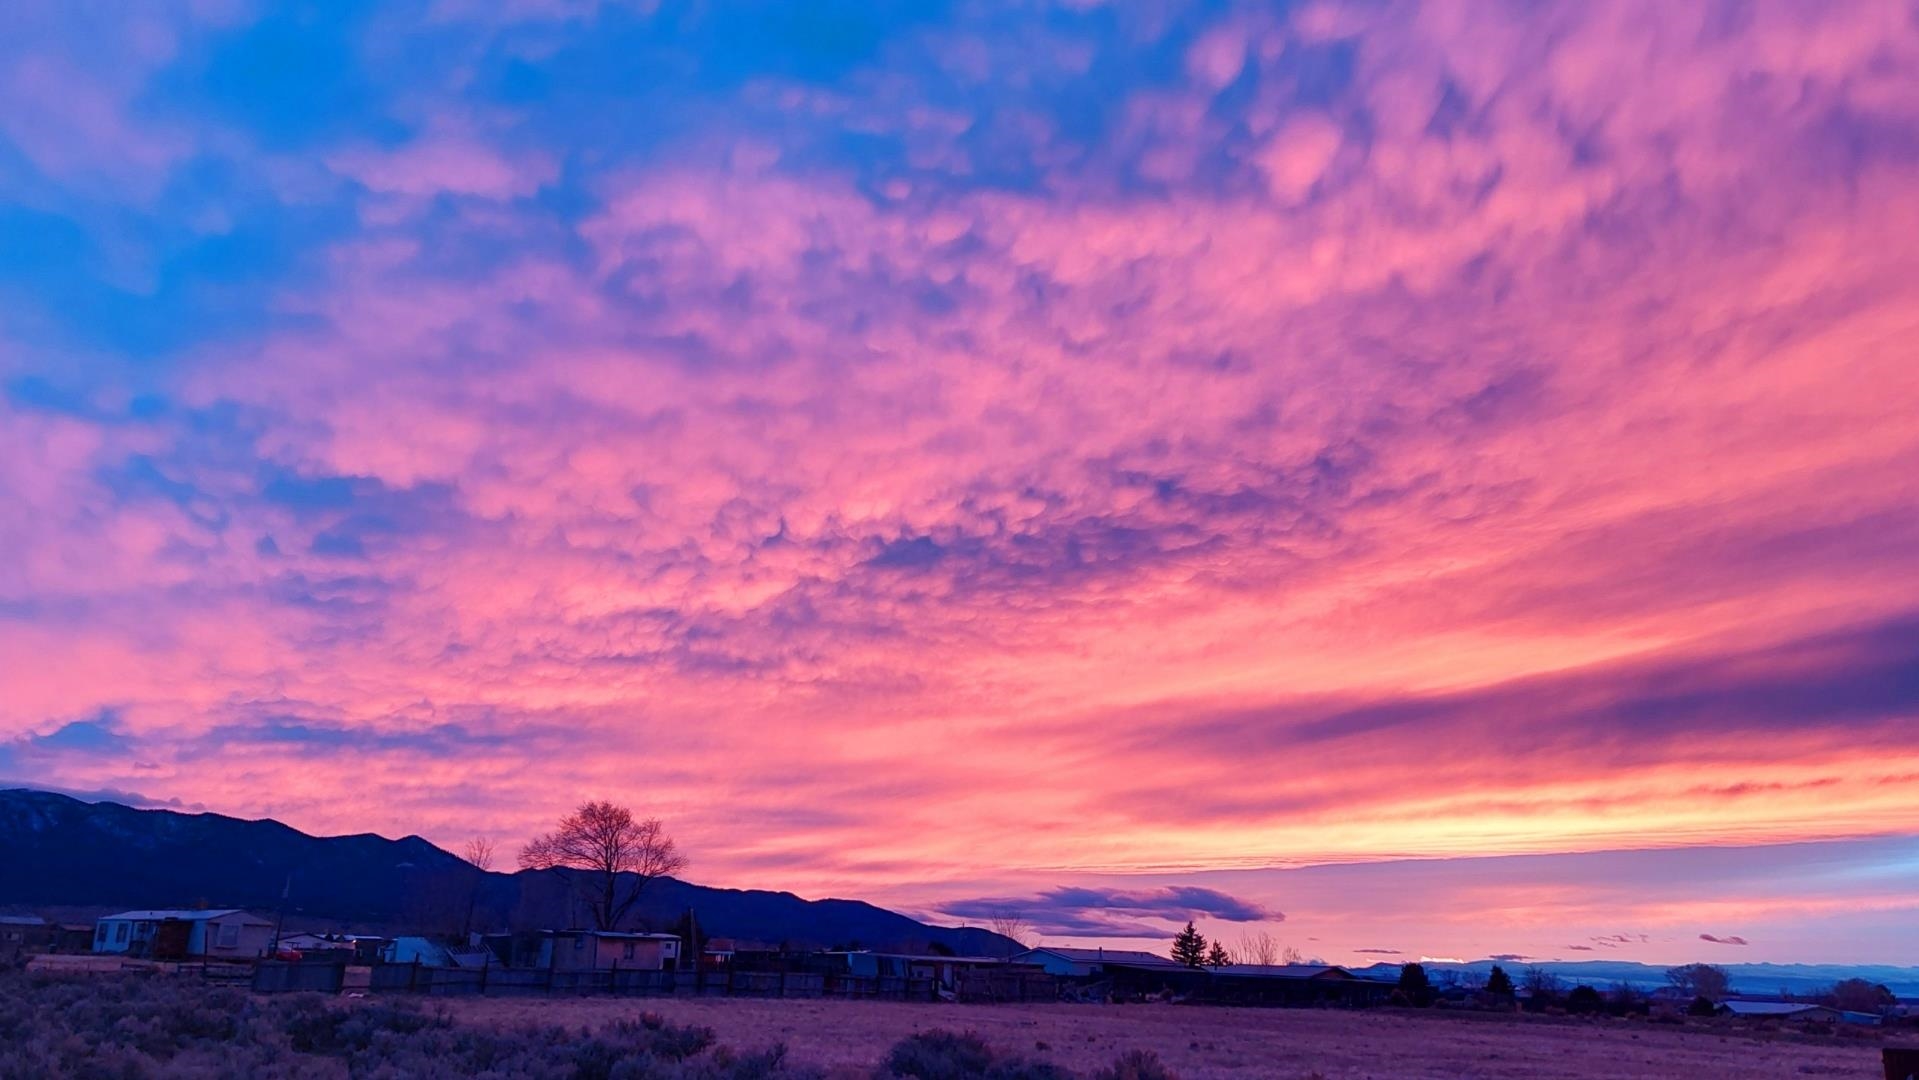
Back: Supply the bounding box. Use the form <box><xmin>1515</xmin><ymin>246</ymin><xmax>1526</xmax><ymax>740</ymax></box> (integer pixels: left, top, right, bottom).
<box><xmin>0</xmin><ymin>916</ymin><xmax>51</xmax><ymax>961</ymax></box>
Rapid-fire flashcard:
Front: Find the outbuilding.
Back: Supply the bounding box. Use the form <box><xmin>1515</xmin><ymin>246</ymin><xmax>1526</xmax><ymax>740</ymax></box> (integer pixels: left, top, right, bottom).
<box><xmin>1716</xmin><ymin>1001</ymin><xmax>1880</xmax><ymax>1025</ymax></box>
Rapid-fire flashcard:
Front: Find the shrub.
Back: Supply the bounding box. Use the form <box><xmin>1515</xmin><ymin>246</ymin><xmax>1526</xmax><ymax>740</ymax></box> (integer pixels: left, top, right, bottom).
<box><xmin>877</xmin><ymin>1029</ymin><xmax>1079</xmax><ymax>1080</ymax></box>
<box><xmin>1565</xmin><ymin>986</ymin><xmax>1603</xmax><ymax>1015</ymax></box>
<box><xmin>1687</xmin><ymin>995</ymin><xmax>1718</xmax><ymax>1017</ymax></box>
<box><xmin>0</xmin><ymin>970</ymin><xmax>810</xmax><ymax>1080</ymax></box>
<box><xmin>883</xmin><ymin>1030</ymin><xmax>998</xmax><ymax>1079</ymax></box>
<box><xmin>1091</xmin><ymin>1049</ymin><xmax>1179</xmax><ymax>1080</ymax></box>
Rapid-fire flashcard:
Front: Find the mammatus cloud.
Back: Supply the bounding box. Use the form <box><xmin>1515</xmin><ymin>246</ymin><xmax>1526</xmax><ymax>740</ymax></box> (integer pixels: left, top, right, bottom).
<box><xmin>0</xmin><ymin>0</ymin><xmax>1916</xmax><ymax>966</ymax></box>
<box><xmin>1699</xmin><ymin>934</ymin><xmax>1749</xmax><ymax>947</ymax></box>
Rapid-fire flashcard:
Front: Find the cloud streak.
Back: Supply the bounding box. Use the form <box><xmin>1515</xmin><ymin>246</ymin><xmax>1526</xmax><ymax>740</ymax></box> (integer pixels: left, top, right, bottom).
<box><xmin>943</xmin><ymin>886</ymin><xmax>1278</xmax><ymax>938</ymax></box>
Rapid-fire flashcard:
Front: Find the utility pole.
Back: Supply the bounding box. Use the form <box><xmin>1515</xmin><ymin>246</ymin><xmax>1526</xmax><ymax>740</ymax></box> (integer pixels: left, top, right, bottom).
<box><xmin>270</xmin><ymin>873</ymin><xmax>291</xmax><ymax>957</ymax></box>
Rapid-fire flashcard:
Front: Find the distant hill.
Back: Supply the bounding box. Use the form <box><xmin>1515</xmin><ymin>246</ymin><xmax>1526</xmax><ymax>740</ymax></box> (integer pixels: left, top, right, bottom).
<box><xmin>0</xmin><ymin>788</ymin><xmax>1013</xmax><ymax>954</ymax></box>
<box><xmin>1352</xmin><ymin>959</ymin><xmax>1919</xmax><ymax>999</ymax></box>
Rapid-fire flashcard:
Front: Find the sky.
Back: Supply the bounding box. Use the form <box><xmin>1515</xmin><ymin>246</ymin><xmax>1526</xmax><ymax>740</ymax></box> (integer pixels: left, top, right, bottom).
<box><xmin>2</xmin><ymin>0</ymin><xmax>1917</xmax><ymax>967</ymax></box>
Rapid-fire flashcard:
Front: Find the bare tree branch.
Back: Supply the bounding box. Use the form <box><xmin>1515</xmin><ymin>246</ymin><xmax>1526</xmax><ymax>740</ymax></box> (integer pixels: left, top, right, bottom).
<box><xmin>462</xmin><ymin>837</ymin><xmax>495</xmax><ymax>872</ymax></box>
<box><xmin>1233</xmin><ymin>930</ymin><xmax>1280</xmax><ymax>966</ymax></box>
<box><xmin>987</xmin><ymin>909</ymin><xmax>1034</xmax><ymax>957</ymax></box>
<box><xmin>519</xmin><ymin>801</ymin><xmax>688</xmax><ymax>931</ymax></box>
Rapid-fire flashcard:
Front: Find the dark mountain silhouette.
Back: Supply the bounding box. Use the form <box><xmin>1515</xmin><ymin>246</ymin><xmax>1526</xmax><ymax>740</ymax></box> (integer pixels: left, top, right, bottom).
<box><xmin>0</xmin><ymin>788</ymin><xmax>1011</xmax><ymax>954</ymax></box>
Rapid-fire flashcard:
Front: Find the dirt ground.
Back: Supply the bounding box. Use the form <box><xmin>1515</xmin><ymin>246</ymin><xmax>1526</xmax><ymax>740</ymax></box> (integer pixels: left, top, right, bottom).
<box><xmin>446</xmin><ymin>996</ymin><xmax>1891</xmax><ymax>1079</ymax></box>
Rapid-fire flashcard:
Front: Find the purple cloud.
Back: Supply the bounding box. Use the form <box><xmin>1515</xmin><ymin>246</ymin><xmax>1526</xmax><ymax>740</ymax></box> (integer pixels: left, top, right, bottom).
<box><xmin>944</xmin><ymin>886</ymin><xmax>1279</xmax><ymax>938</ymax></box>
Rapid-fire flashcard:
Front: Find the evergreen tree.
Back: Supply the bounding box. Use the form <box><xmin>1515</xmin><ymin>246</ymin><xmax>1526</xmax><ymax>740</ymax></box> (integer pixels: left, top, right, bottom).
<box><xmin>1171</xmin><ymin>922</ymin><xmax>1208</xmax><ymax>968</ymax></box>
<box><xmin>1206</xmin><ymin>941</ymin><xmax>1230</xmax><ymax>968</ymax></box>
<box><xmin>1486</xmin><ymin>965</ymin><xmax>1515</xmax><ymax>997</ymax></box>
<box><xmin>671</xmin><ymin>907</ymin><xmax>705</xmax><ymax>970</ymax></box>
<box><xmin>1397</xmin><ymin>962</ymin><xmax>1434</xmax><ymax>1006</ymax></box>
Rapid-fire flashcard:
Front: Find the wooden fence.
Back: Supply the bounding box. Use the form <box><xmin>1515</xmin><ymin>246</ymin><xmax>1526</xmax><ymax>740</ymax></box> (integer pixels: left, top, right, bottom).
<box><xmin>250</xmin><ymin>960</ymin><xmax>1056</xmax><ymax>1002</ymax></box>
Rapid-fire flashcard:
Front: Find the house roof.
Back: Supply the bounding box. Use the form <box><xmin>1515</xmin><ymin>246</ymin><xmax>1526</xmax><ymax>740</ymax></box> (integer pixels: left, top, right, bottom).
<box><xmin>1086</xmin><ymin>956</ymin><xmax>1195</xmax><ymax>972</ymax></box>
<box><xmin>1215</xmin><ymin>964</ymin><xmax>1358</xmax><ymax>980</ymax></box>
<box><xmin>544</xmin><ymin>930</ymin><xmax>680</xmax><ymax>940</ymax></box>
<box><xmin>1019</xmin><ymin>947</ymin><xmax>1169</xmax><ymax>965</ymax></box>
<box><xmin>1718</xmin><ymin>1001</ymin><xmax>1827</xmax><ymax>1016</ymax></box>
<box><xmin>0</xmin><ymin>915</ymin><xmax>48</xmax><ymax>926</ymax></box>
<box><xmin>825</xmin><ymin>950</ymin><xmax>1008</xmax><ymax>964</ymax></box>
<box><xmin>100</xmin><ymin>909</ymin><xmax>267</xmax><ymax>923</ymax></box>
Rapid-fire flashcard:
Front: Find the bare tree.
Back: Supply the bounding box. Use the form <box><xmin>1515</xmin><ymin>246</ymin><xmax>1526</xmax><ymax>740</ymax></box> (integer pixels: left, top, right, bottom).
<box><xmin>461</xmin><ymin>837</ymin><xmax>496</xmax><ymax>939</ymax></box>
<box><xmin>988</xmin><ymin>909</ymin><xmax>1035</xmax><ymax>957</ymax></box>
<box><xmin>1523</xmin><ymin>966</ymin><xmax>1564</xmax><ymax>1000</ymax></box>
<box><xmin>463</xmin><ymin>837</ymin><xmax>496</xmax><ymax>871</ymax></box>
<box><xmin>519</xmin><ymin>801</ymin><xmax>687</xmax><ymax>931</ymax></box>
<box><xmin>1233</xmin><ymin>930</ymin><xmax>1280</xmax><ymax>966</ymax></box>
<box><xmin>1664</xmin><ymin>963</ymin><xmax>1730</xmax><ymax>1001</ymax></box>
<box><xmin>1281</xmin><ymin>944</ymin><xmax>1305</xmax><ymax>965</ymax></box>
<box><xmin>1824</xmin><ymin>978</ymin><xmax>1895</xmax><ymax>1013</ymax></box>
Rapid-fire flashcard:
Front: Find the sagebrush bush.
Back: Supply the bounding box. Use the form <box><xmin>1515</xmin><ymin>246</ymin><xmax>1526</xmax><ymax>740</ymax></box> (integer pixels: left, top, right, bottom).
<box><xmin>884</xmin><ymin>1029</ymin><xmax>999</xmax><ymax>1079</ymax></box>
<box><xmin>1090</xmin><ymin>1050</ymin><xmax>1177</xmax><ymax>1080</ymax></box>
<box><xmin>0</xmin><ymin>971</ymin><xmax>816</xmax><ymax>1080</ymax></box>
<box><xmin>877</xmin><ymin>1029</ymin><xmax>1173</xmax><ymax>1080</ymax></box>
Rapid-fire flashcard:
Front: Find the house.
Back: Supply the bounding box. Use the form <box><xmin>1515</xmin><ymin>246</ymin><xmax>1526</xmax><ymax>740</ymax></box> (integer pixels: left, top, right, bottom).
<box><xmin>1013</xmin><ymin>947</ymin><xmax>1173</xmax><ymax>978</ymax></box>
<box><xmin>700</xmin><ymin>936</ymin><xmax>779</xmax><ymax>968</ymax></box>
<box><xmin>92</xmin><ymin>910</ymin><xmax>274</xmax><ymax>960</ymax></box>
<box><xmin>1205</xmin><ymin>963</ymin><xmax>1390</xmax><ymax>1006</ymax></box>
<box><xmin>537</xmin><ymin>930</ymin><xmax>681</xmax><ymax>973</ymax></box>
<box><xmin>1</xmin><ymin>916</ymin><xmax>52</xmax><ymax>961</ymax></box>
<box><xmin>278</xmin><ymin>932</ymin><xmax>377</xmax><ymax>956</ymax></box>
<box><xmin>1716</xmin><ymin>1001</ymin><xmax>1880</xmax><ymax>1025</ymax></box>
<box><xmin>1083</xmin><ymin>958</ymin><xmax>1390</xmax><ymax>1006</ymax></box>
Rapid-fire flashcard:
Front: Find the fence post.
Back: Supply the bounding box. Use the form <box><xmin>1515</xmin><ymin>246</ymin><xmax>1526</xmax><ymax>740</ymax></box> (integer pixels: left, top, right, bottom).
<box><xmin>480</xmin><ymin>955</ymin><xmax>489</xmax><ymax>996</ymax></box>
<box><xmin>409</xmin><ymin>959</ymin><xmax>419</xmax><ymax>993</ymax></box>
<box><xmin>611</xmin><ymin>959</ymin><xmax>618</xmax><ymax>998</ymax></box>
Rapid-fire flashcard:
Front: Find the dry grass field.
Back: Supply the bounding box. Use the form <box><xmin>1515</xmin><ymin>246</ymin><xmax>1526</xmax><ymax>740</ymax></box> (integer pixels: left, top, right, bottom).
<box><xmin>3</xmin><ymin>970</ymin><xmax>1903</xmax><ymax>1079</ymax></box>
<box><xmin>449</xmin><ymin>995</ymin><xmax>1891</xmax><ymax>1079</ymax></box>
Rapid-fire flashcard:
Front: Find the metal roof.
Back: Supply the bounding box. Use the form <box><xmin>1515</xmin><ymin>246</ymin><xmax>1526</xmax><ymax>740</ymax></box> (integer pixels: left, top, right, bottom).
<box><xmin>100</xmin><ymin>909</ymin><xmax>266</xmax><ymax>923</ymax></box>
<box><xmin>543</xmin><ymin>930</ymin><xmax>680</xmax><ymax>940</ymax></box>
<box><xmin>0</xmin><ymin>915</ymin><xmax>48</xmax><ymax>926</ymax></box>
<box><xmin>1718</xmin><ymin>1001</ymin><xmax>1828</xmax><ymax>1016</ymax></box>
<box><xmin>1020</xmin><ymin>947</ymin><xmax>1170</xmax><ymax>964</ymax></box>
<box><xmin>1214</xmin><ymin>963</ymin><xmax>1357</xmax><ymax>979</ymax></box>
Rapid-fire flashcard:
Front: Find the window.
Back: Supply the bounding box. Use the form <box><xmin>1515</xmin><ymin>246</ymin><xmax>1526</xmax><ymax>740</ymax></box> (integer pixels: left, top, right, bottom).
<box><xmin>622</xmin><ymin>943</ymin><xmax>635</xmax><ymax>960</ymax></box>
<box><xmin>574</xmin><ymin>936</ymin><xmax>585</xmax><ymax>950</ymax></box>
<box><xmin>217</xmin><ymin>924</ymin><xmax>239</xmax><ymax>949</ymax></box>
<box><xmin>116</xmin><ymin>923</ymin><xmax>129</xmax><ymax>944</ymax></box>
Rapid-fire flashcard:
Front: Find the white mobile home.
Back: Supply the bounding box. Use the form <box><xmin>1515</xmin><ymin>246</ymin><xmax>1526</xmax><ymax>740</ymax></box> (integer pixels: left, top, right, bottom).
<box><xmin>93</xmin><ymin>909</ymin><xmax>274</xmax><ymax>960</ymax></box>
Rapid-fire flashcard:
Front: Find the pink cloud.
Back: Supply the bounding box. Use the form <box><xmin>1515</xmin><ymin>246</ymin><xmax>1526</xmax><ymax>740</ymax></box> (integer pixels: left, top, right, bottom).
<box><xmin>2</xmin><ymin>0</ymin><xmax>1917</xmax><ymax>958</ymax></box>
<box><xmin>330</xmin><ymin>136</ymin><xmax>557</xmax><ymax>200</ymax></box>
